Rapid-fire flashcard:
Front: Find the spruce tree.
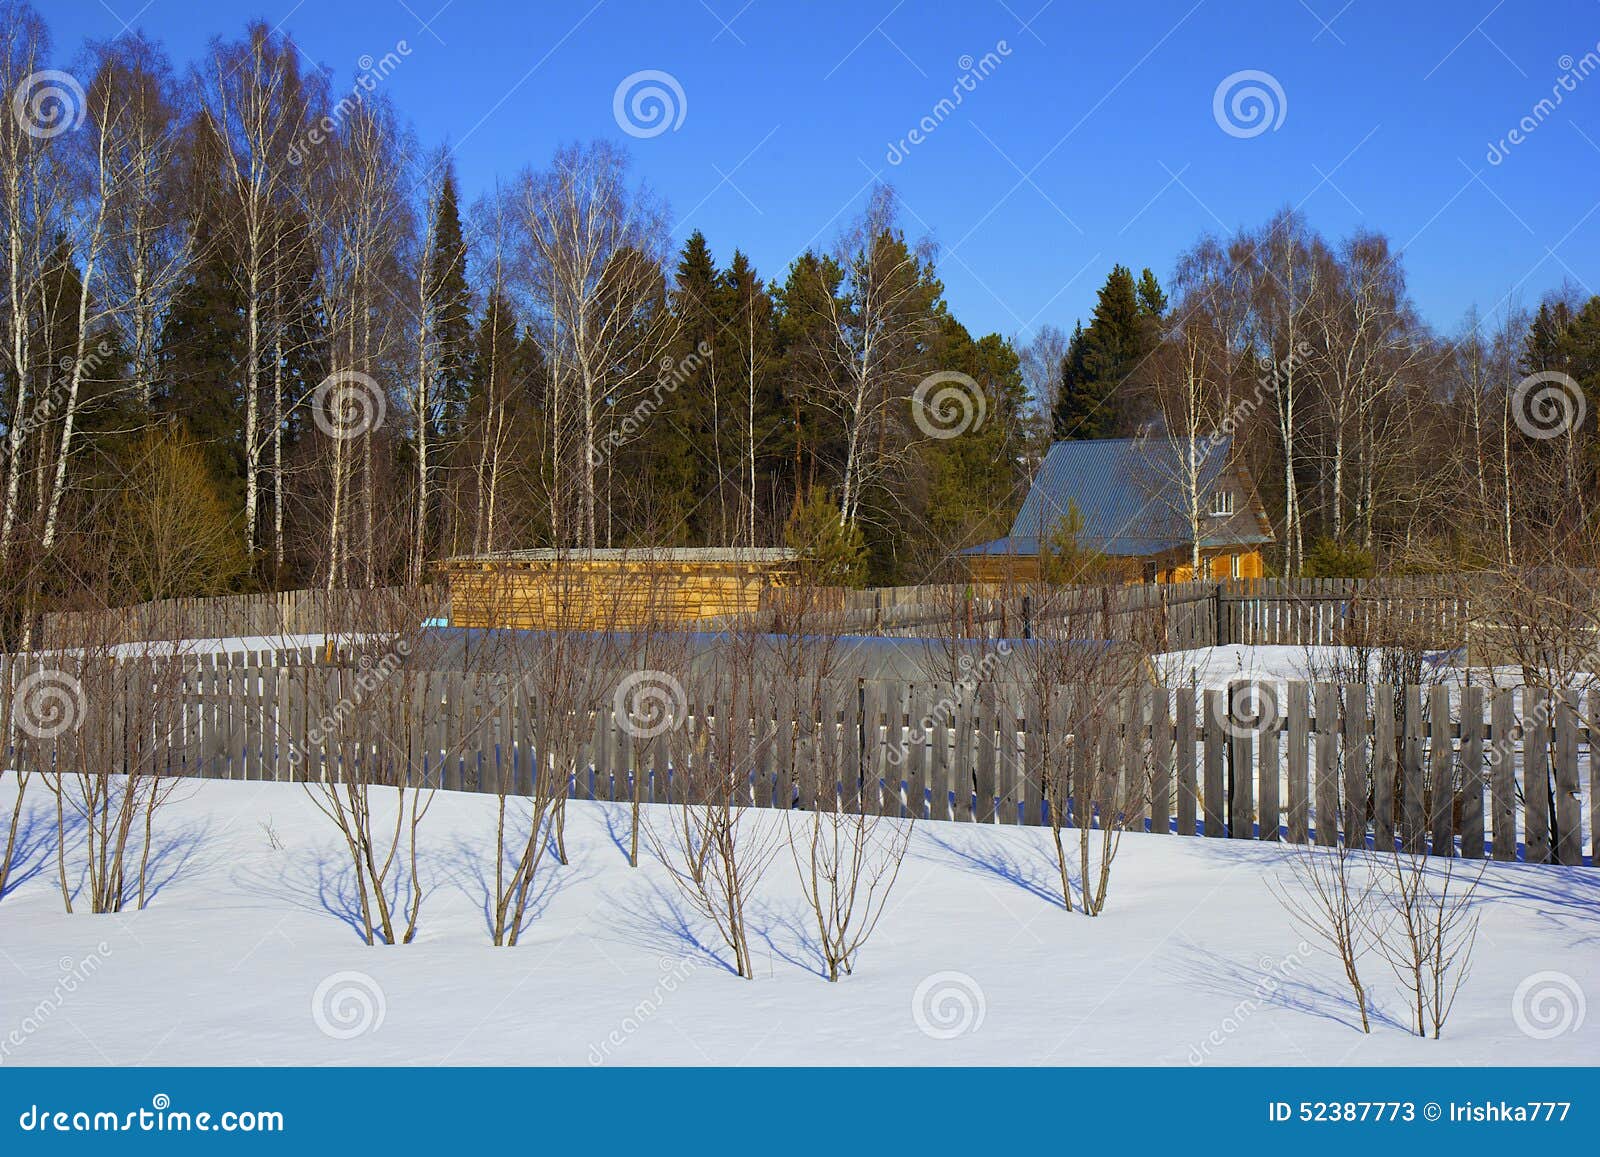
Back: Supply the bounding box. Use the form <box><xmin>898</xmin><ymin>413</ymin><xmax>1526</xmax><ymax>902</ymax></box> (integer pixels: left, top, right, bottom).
<box><xmin>1049</xmin><ymin>264</ymin><xmax>1162</xmax><ymax>440</ymax></box>
<box><xmin>428</xmin><ymin>168</ymin><xmax>472</xmax><ymax>442</ymax></box>
<box><xmin>156</xmin><ymin>110</ymin><xmax>246</xmax><ymax>512</ymax></box>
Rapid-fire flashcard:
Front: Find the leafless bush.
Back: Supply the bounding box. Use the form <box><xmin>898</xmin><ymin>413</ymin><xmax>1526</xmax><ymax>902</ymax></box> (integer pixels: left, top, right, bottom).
<box><xmin>788</xmin><ymin>802</ymin><xmax>912</xmax><ymax>981</ymax></box>
<box><xmin>646</xmin><ymin>641</ymin><xmax>779</xmax><ymax>979</ymax></box>
<box><xmin>1009</xmin><ymin>582</ymin><xmax>1151</xmax><ymax>916</ymax></box>
<box><xmin>1271</xmin><ymin>827</ymin><xmax>1380</xmax><ymax>1033</ymax></box>
<box><xmin>28</xmin><ymin>640</ymin><xmax>188</xmax><ymax>914</ymax></box>
<box><xmin>294</xmin><ymin>587</ymin><xmax>442</xmax><ymax>945</ymax></box>
<box><xmin>1371</xmin><ymin>846</ymin><xmax>1483</xmax><ymax>1038</ymax></box>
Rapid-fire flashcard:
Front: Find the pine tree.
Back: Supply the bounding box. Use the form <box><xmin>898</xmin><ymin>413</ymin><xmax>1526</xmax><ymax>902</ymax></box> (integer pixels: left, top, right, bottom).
<box><xmin>923</xmin><ymin>320</ymin><xmax>1029</xmax><ymax>555</ymax></box>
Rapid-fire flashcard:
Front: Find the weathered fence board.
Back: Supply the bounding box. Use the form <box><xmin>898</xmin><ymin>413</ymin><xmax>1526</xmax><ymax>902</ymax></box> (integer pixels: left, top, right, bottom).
<box><xmin>5</xmin><ymin>656</ymin><xmax>1594</xmax><ymax>869</ymax></box>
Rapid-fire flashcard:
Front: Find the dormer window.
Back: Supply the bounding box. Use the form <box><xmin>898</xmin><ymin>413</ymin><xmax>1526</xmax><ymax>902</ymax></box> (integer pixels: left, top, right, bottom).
<box><xmin>1210</xmin><ymin>489</ymin><xmax>1235</xmax><ymax>517</ymax></box>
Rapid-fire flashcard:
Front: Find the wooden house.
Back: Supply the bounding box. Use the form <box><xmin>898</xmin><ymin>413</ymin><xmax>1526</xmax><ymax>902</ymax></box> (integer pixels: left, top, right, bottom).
<box><xmin>963</xmin><ymin>436</ymin><xmax>1274</xmax><ymax>584</ymax></box>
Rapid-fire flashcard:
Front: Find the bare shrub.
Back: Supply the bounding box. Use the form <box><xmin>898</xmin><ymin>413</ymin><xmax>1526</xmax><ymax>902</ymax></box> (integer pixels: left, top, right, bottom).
<box><xmin>1372</xmin><ymin>846</ymin><xmax>1483</xmax><ymax>1038</ymax></box>
<box><xmin>1271</xmin><ymin>828</ymin><xmax>1379</xmax><ymax>1033</ymax></box>
<box><xmin>29</xmin><ymin>640</ymin><xmax>188</xmax><ymax>914</ymax></box>
<box><xmin>295</xmin><ymin>587</ymin><xmax>442</xmax><ymax>945</ymax></box>
<box><xmin>646</xmin><ymin>638</ymin><xmax>779</xmax><ymax>979</ymax></box>
<box><xmin>1010</xmin><ymin>581</ymin><xmax>1152</xmax><ymax>915</ymax></box>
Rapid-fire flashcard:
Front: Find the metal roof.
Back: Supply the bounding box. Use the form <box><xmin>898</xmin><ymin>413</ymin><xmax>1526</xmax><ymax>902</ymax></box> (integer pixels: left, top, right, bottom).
<box><xmin>965</xmin><ymin>436</ymin><xmax>1273</xmax><ymax>558</ymax></box>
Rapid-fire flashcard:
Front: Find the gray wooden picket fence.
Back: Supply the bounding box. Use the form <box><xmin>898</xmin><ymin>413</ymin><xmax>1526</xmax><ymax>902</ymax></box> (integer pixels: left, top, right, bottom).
<box><xmin>37</xmin><ymin>575</ymin><xmax>1491</xmax><ymax>653</ymax></box>
<box><xmin>3</xmin><ymin>649</ymin><xmax>1593</xmax><ymax>868</ymax></box>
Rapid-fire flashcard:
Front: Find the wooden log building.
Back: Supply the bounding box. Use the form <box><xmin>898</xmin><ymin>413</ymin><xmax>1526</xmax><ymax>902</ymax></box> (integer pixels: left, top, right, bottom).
<box><xmin>439</xmin><ymin>547</ymin><xmax>799</xmax><ymax>630</ymax></box>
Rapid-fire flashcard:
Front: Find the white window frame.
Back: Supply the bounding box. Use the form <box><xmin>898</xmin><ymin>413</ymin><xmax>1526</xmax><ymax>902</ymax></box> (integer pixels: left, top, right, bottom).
<box><xmin>1209</xmin><ymin>489</ymin><xmax>1235</xmax><ymax>517</ymax></box>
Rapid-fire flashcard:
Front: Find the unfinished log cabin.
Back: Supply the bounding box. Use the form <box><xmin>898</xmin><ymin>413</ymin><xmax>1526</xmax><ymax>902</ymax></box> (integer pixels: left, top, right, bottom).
<box><xmin>439</xmin><ymin>548</ymin><xmax>800</xmax><ymax>629</ymax></box>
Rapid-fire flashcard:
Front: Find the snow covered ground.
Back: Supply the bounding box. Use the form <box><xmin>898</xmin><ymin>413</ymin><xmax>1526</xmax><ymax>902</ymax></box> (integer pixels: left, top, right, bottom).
<box><xmin>0</xmin><ymin>779</ymin><xmax>1593</xmax><ymax>1066</ymax></box>
<box><xmin>1154</xmin><ymin>643</ymin><xmax>1547</xmax><ymax>691</ymax></box>
<box><xmin>46</xmin><ymin>633</ymin><xmax>369</xmax><ymax>660</ymax></box>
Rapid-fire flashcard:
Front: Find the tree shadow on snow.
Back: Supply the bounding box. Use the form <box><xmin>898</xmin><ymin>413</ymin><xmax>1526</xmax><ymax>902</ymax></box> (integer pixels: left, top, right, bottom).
<box><xmin>1164</xmin><ymin>937</ymin><xmax>1410</xmax><ymax>1034</ymax></box>
<box><xmin>438</xmin><ymin>822</ymin><xmax>591</xmax><ymax>942</ymax></box>
<box><xmin>596</xmin><ymin>879</ymin><xmax>740</xmax><ymax>976</ymax></box>
<box><xmin>127</xmin><ymin>815</ymin><xmax>212</xmax><ymax>906</ymax></box>
<box><xmin>233</xmin><ymin>841</ymin><xmax>421</xmax><ymax>944</ymax></box>
<box><xmin>8</xmin><ymin>797</ymin><xmax>209</xmax><ymax>911</ymax></box>
<box><xmin>1</xmin><ymin>800</ymin><xmax>84</xmax><ymax>900</ymax></box>
<box><xmin>1467</xmin><ymin>860</ymin><xmax>1600</xmax><ymax>949</ymax></box>
<box><xmin>916</xmin><ymin>825</ymin><xmax>1072</xmax><ymax>909</ymax></box>
<box><xmin>600</xmin><ymin>802</ymin><xmax>659</xmax><ymax>867</ymax></box>
<box><xmin>750</xmin><ymin>899</ymin><xmax>829</xmax><ymax>979</ymax></box>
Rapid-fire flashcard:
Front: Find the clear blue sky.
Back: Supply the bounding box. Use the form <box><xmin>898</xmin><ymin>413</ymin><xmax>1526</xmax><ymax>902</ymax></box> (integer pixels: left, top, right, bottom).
<box><xmin>55</xmin><ymin>0</ymin><xmax>1600</xmax><ymax>342</ymax></box>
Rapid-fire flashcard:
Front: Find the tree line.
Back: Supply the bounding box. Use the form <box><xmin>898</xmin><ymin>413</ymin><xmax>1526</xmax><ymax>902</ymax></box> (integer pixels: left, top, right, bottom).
<box><xmin>1040</xmin><ymin>213</ymin><xmax>1600</xmax><ymax>579</ymax></box>
<box><xmin>2</xmin><ymin>3</ymin><xmax>1595</xmax><ymax>633</ymax></box>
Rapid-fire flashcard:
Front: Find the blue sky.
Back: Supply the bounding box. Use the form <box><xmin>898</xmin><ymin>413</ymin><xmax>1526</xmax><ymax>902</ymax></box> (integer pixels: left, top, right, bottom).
<box><xmin>54</xmin><ymin>0</ymin><xmax>1600</xmax><ymax>342</ymax></box>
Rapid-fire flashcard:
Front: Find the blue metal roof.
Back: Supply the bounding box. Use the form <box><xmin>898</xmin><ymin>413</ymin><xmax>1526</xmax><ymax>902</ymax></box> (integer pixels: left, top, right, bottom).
<box><xmin>964</xmin><ymin>436</ymin><xmax>1273</xmax><ymax>559</ymax></box>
